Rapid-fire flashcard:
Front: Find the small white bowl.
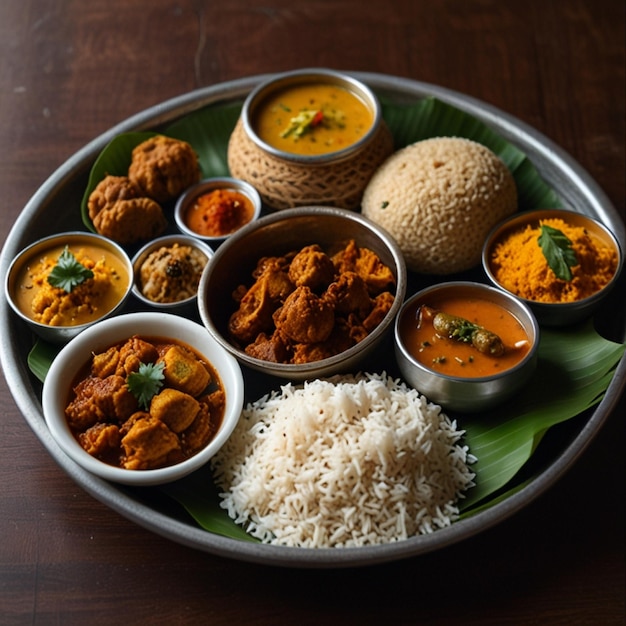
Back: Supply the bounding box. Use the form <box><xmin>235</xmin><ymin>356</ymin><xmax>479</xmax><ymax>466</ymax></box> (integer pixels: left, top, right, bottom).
<box><xmin>42</xmin><ymin>312</ymin><xmax>244</xmax><ymax>486</ymax></box>
<box><xmin>131</xmin><ymin>234</ymin><xmax>214</xmax><ymax>314</ymax></box>
<box><xmin>174</xmin><ymin>177</ymin><xmax>262</xmax><ymax>245</ymax></box>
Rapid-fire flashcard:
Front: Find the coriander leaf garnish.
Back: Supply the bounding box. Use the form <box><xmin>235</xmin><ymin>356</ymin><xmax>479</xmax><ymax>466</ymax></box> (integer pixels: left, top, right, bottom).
<box><xmin>537</xmin><ymin>224</ymin><xmax>578</xmax><ymax>281</ymax></box>
<box><xmin>47</xmin><ymin>246</ymin><xmax>94</xmax><ymax>293</ymax></box>
<box><xmin>127</xmin><ymin>362</ymin><xmax>165</xmax><ymax>410</ymax></box>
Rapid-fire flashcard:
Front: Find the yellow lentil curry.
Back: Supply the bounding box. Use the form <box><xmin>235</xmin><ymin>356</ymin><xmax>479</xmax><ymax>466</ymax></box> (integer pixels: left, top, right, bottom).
<box><xmin>13</xmin><ymin>242</ymin><xmax>130</xmax><ymax>326</ymax></box>
<box><xmin>252</xmin><ymin>83</ymin><xmax>374</xmax><ymax>156</ymax></box>
<box><xmin>489</xmin><ymin>217</ymin><xmax>618</xmax><ymax>303</ymax></box>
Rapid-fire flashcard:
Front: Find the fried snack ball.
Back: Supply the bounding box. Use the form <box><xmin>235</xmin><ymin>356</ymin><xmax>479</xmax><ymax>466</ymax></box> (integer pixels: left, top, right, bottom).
<box><xmin>88</xmin><ymin>175</ymin><xmax>168</xmax><ymax>245</ymax></box>
<box><xmin>128</xmin><ymin>135</ymin><xmax>201</xmax><ymax>203</ymax></box>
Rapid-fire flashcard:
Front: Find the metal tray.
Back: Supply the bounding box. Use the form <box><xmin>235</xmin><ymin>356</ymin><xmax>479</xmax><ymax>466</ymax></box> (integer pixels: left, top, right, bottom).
<box><xmin>1</xmin><ymin>72</ymin><xmax>624</xmax><ymax>568</ymax></box>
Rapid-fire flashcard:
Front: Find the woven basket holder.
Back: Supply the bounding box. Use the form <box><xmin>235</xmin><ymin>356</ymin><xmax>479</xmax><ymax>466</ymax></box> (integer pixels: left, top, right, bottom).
<box><xmin>227</xmin><ymin>117</ymin><xmax>394</xmax><ymax>211</ymax></box>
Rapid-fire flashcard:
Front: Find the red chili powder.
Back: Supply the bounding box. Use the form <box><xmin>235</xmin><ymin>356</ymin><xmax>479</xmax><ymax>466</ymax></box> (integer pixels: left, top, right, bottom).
<box><xmin>185</xmin><ymin>189</ymin><xmax>255</xmax><ymax>237</ymax></box>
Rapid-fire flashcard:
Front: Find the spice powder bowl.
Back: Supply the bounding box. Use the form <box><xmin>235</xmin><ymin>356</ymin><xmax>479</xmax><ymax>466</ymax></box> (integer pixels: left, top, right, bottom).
<box><xmin>174</xmin><ymin>177</ymin><xmax>262</xmax><ymax>245</ymax></box>
<box><xmin>482</xmin><ymin>209</ymin><xmax>623</xmax><ymax>327</ymax></box>
<box><xmin>394</xmin><ymin>281</ymin><xmax>539</xmax><ymax>413</ymax></box>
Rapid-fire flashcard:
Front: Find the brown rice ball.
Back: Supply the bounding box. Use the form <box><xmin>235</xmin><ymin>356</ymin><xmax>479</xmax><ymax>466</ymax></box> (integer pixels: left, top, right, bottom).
<box><xmin>361</xmin><ymin>137</ymin><xmax>517</xmax><ymax>274</ymax></box>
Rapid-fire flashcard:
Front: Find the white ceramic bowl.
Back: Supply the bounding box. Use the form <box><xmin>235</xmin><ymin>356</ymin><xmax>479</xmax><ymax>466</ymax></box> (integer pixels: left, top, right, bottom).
<box><xmin>131</xmin><ymin>234</ymin><xmax>214</xmax><ymax>314</ymax></box>
<box><xmin>42</xmin><ymin>312</ymin><xmax>244</xmax><ymax>486</ymax></box>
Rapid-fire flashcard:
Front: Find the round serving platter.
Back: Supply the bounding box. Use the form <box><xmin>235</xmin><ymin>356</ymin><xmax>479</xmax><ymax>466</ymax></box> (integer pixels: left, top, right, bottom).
<box><xmin>1</xmin><ymin>72</ymin><xmax>625</xmax><ymax>568</ymax></box>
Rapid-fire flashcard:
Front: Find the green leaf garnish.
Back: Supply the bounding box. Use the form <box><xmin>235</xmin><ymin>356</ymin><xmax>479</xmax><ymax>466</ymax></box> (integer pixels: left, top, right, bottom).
<box><xmin>537</xmin><ymin>224</ymin><xmax>578</xmax><ymax>281</ymax></box>
<box><xmin>127</xmin><ymin>362</ymin><xmax>165</xmax><ymax>410</ymax></box>
<box><xmin>47</xmin><ymin>247</ymin><xmax>94</xmax><ymax>293</ymax></box>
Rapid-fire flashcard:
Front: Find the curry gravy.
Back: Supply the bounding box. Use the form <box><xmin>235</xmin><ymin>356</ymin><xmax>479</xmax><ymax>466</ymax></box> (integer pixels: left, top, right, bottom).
<box><xmin>399</xmin><ymin>295</ymin><xmax>531</xmax><ymax>378</ymax></box>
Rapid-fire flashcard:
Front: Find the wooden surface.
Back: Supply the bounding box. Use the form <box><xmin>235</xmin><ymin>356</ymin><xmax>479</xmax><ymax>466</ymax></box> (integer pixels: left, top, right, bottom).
<box><xmin>1</xmin><ymin>1</ymin><xmax>624</xmax><ymax>624</ymax></box>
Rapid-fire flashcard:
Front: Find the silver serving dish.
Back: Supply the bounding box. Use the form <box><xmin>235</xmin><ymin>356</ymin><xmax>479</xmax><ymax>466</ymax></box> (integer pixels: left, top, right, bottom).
<box><xmin>1</xmin><ymin>73</ymin><xmax>624</xmax><ymax>568</ymax></box>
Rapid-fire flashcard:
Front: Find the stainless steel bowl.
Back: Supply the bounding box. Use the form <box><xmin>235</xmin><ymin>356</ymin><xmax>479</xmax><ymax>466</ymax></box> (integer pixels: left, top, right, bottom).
<box><xmin>131</xmin><ymin>234</ymin><xmax>214</xmax><ymax>314</ymax></box>
<box><xmin>241</xmin><ymin>68</ymin><xmax>383</xmax><ymax>165</ymax></box>
<box><xmin>394</xmin><ymin>281</ymin><xmax>539</xmax><ymax>412</ymax></box>
<box><xmin>5</xmin><ymin>231</ymin><xmax>133</xmax><ymax>344</ymax></box>
<box><xmin>197</xmin><ymin>206</ymin><xmax>407</xmax><ymax>381</ymax></box>
<box><xmin>174</xmin><ymin>177</ymin><xmax>262</xmax><ymax>245</ymax></box>
<box><xmin>482</xmin><ymin>209</ymin><xmax>623</xmax><ymax>326</ymax></box>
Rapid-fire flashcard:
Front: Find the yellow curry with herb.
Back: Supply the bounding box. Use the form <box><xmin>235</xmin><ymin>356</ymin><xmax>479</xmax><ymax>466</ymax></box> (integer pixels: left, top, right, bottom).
<box><xmin>13</xmin><ymin>242</ymin><xmax>130</xmax><ymax>327</ymax></box>
<box><xmin>252</xmin><ymin>83</ymin><xmax>374</xmax><ymax>156</ymax></box>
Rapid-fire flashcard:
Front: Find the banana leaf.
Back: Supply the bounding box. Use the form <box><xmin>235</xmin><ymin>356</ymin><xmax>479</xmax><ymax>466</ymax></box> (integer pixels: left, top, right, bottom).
<box><xmin>80</xmin><ymin>94</ymin><xmax>561</xmax><ymax>231</ymax></box>
<box><xmin>36</xmin><ymin>89</ymin><xmax>620</xmax><ymax>543</ymax></box>
<box><xmin>143</xmin><ymin>324</ymin><xmax>626</xmax><ymax>539</ymax></box>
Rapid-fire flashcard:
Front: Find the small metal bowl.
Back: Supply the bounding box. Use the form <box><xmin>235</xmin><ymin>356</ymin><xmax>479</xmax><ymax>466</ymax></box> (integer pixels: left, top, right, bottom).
<box><xmin>482</xmin><ymin>209</ymin><xmax>623</xmax><ymax>326</ymax></box>
<box><xmin>131</xmin><ymin>234</ymin><xmax>214</xmax><ymax>314</ymax></box>
<box><xmin>394</xmin><ymin>282</ymin><xmax>539</xmax><ymax>413</ymax></box>
<box><xmin>41</xmin><ymin>312</ymin><xmax>245</xmax><ymax>486</ymax></box>
<box><xmin>174</xmin><ymin>177</ymin><xmax>262</xmax><ymax>245</ymax></box>
<box><xmin>5</xmin><ymin>231</ymin><xmax>133</xmax><ymax>344</ymax></box>
<box><xmin>241</xmin><ymin>68</ymin><xmax>383</xmax><ymax>164</ymax></box>
<box><xmin>227</xmin><ymin>68</ymin><xmax>394</xmax><ymax>210</ymax></box>
<box><xmin>197</xmin><ymin>206</ymin><xmax>407</xmax><ymax>381</ymax></box>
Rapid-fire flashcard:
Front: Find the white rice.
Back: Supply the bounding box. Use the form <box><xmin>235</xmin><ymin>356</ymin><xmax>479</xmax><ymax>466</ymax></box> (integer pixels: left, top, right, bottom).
<box><xmin>211</xmin><ymin>372</ymin><xmax>476</xmax><ymax>548</ymax></box>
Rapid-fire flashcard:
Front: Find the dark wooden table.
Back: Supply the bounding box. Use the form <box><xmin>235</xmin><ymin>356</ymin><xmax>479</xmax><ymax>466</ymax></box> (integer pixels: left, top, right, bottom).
<box><xmin>1</xmin><ymin>1</ymin><xmax>624</xmax><ymax>623</ymax></box>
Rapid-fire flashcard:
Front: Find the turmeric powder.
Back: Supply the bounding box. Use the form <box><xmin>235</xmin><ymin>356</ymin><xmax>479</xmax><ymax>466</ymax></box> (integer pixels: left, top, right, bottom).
<box><xmin>489</xmin><ymin>217</ymin><xmax>618</xmax><ymax>303</ymax></box>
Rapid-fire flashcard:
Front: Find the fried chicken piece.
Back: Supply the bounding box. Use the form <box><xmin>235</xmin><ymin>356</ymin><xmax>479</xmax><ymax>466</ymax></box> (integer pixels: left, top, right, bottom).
<box><xmin>91</xmin><ymin>345</ymin><xmax>121</xmax><ymax>379</ymax></box>
<box><xmin>273</xmin><ymin>286</ymin><xmax>335</xmax><ymax>344</ymax></box>
<box><xmin>128</xmin><ymin>135</ymin><xmax>200</xmax><ymax>203</ymax></box>
<box><xmin>78</xmin><ymin>422</ymin><xmax>121</xmax><ymax>459</ymax></box>
<box><xmin>92</xmin><ymin>337</ymin><xmax>160</xmax><ymax>379</ymax></box>
<box><xmin>323</xmin><ymin>271</ymin><xmax>372</xmax><ymax>317</ymax></box>
<box><xmin>288</xmin><ymin>244</ymin><xmax>336</xmax><ymax>292</ymax></box>
<box><xmin>291</xmin><ymin>321</ymin><xmax>356</xmax><ymax>364</ymax></box>
<box><xmin>65</xmin><ymin>375</ymin><xmax>138</xmax><ymax>431</ymax></box>
<box><xmin>228</xmin><ymin>268</ymin><xmax>293</xmax><ymax>345</ymax></box>
<box><xmin>362</xmin><ymin>291</ymin><xmax>395</xmax><ymax>331</ymax></box>
<box><xmin>88</xmin><ymin>175</ymin><xmax>168</xmax><ymax>245</ymax></box>
<box><xmin>244</xmin><ymin>331</ymin><xmax>290</xmax><ymax>363</ymax></box>
<box><xmin>332</xmin><ymin>240</ymin><xmax>396</xmax><ymax>294</ymax></box>
<box><xmin>343</xmin><ymin>313</ymin><xmax>369</xmax><ymax>343</ymax></box>
<box><xmin>159</xmin><ymin>345</ymin><xmax>211</xmax><ymax>396</ymax></box>
<box><xmin>150</xmin><ymin>387</ymin><xmax>200</xmax><ymax>433</ymax></box>
<box><xmin>180</xmin><ymin>389</ymin><xmax>224</xmax><ymax>455</ymax></box>
<box><xmin>251</xmin><ymin>254</ymin><xmax>293</xmax><ymax>279</ymax></box>
<box><xmin>121</xmin><ymin>414</ymin><xmax>183</xmax><ymax>470</ymax></box>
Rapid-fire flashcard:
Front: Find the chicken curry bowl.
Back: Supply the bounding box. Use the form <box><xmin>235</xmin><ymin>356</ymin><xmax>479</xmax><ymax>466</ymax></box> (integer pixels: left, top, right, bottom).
<box><xmin>198</xmin><ymin>207</ymin><xmax>407</xmax><ymax>380</ymax></box>
<box><xmin>42</xmin><ymin>313</ymin><xmax>244</xmax><ymax>486</ymax></box>
<box><xmin>64</xmin><ymin>335</ymin><xmax>224</xmax><ymax>471</ymax></box>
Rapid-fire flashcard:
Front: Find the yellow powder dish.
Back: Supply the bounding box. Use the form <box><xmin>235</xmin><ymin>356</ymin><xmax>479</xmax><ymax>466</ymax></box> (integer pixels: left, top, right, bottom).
<box><xmin>488</xmin><ymin>216</ymin><xmax>619</xmax><ymax>303</ymax></box>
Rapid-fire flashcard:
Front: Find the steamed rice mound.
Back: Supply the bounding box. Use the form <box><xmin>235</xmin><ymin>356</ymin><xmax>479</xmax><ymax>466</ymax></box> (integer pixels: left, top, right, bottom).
<box><xmin>211</xmin><ymin>373</ymin><xmax>475</xmax><ymax>548</ymax></box>
<box><xmin>361</xmin><ymin>137</ymin><xmax>517</xmax><ymax>274</ymax></box>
